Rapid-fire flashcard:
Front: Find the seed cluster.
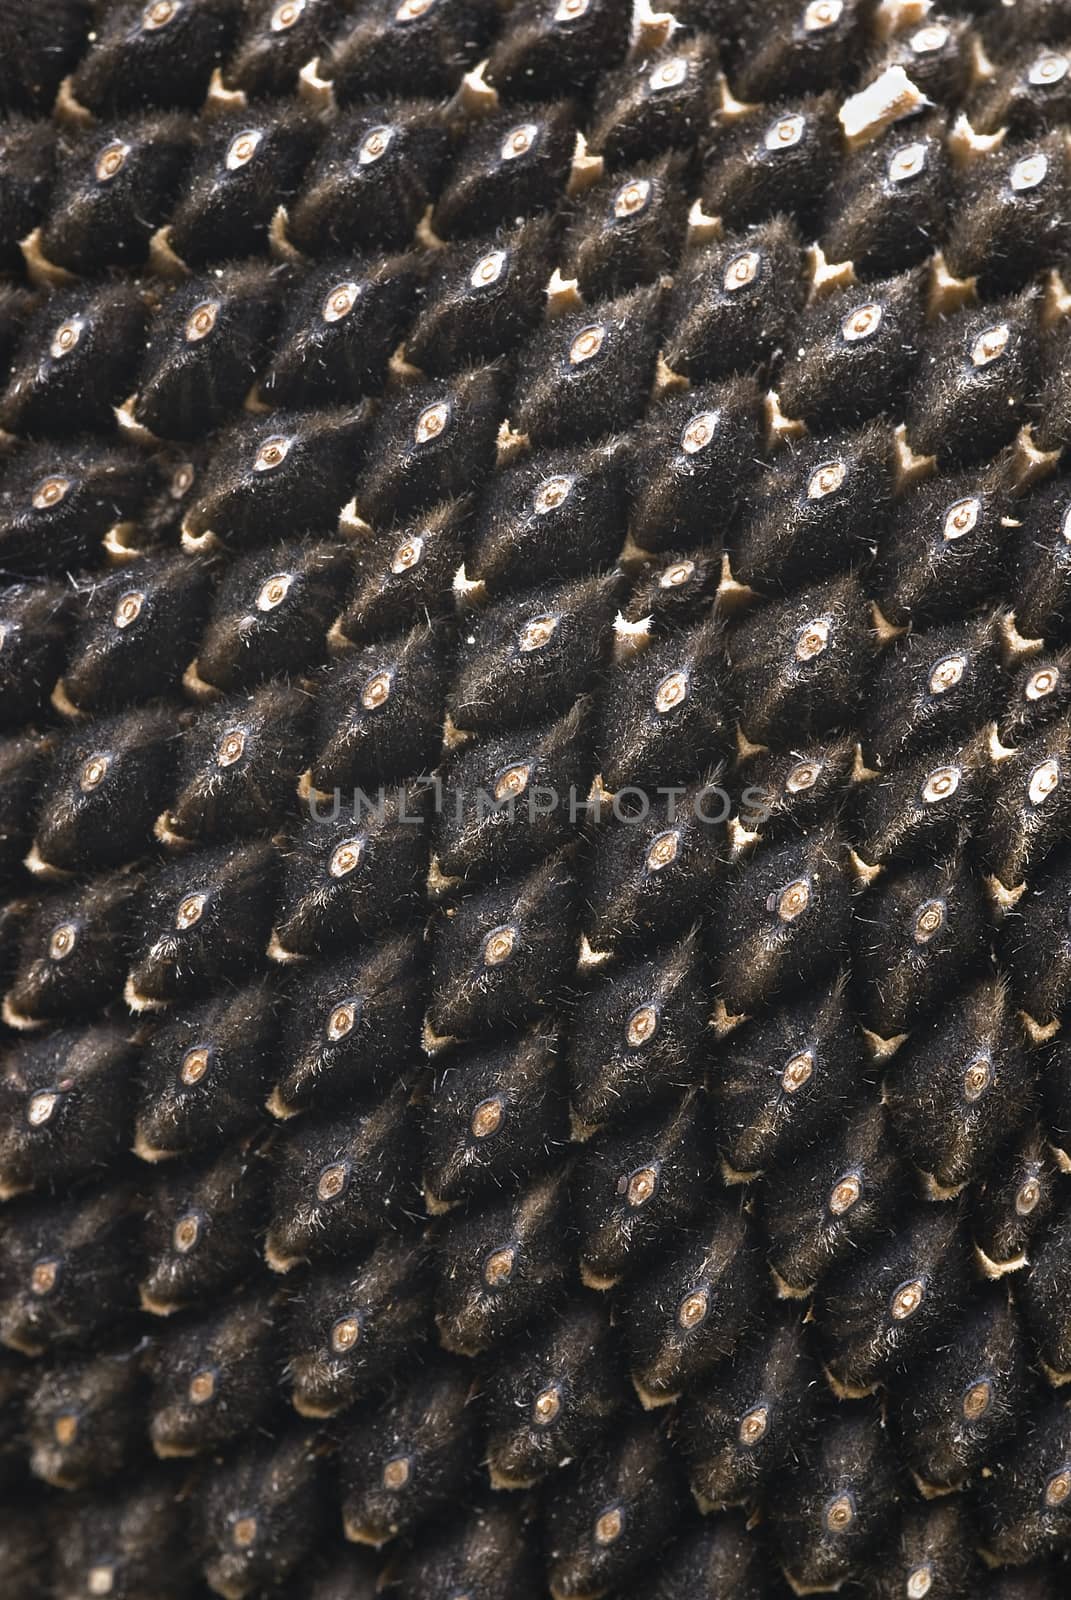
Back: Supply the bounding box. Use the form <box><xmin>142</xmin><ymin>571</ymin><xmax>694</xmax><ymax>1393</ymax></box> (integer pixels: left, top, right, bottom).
<box><xmin>3</xmin><ymin>0</ymin><xmax>1071</xmax><ymax>1596</ymax></box>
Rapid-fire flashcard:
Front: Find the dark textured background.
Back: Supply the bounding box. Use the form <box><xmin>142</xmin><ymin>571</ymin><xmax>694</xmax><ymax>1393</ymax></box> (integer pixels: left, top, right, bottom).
<box><xmin>2</xmin><ymin>0</ymin><xmax>1071</xmax><ymax>1595</ymax></box>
